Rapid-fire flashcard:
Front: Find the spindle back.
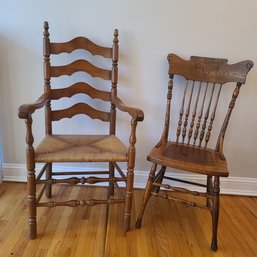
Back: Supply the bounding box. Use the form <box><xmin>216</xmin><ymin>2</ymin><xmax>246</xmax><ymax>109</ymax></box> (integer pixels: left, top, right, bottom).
<box><xmin>164</xmin><ymin>54</ymin><xmax>253</xmax><ymax>150</ymax></box>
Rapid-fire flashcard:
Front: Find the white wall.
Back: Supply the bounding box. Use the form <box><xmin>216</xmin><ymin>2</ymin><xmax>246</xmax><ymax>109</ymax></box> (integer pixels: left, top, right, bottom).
<box><xmin>0</xmin><ymin>0</ymin><xmax>257</xmax><ymax>188</ymax></box>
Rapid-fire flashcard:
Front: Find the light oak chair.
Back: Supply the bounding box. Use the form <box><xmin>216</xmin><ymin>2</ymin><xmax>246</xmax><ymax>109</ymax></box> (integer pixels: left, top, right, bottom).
<box><xmin>18</xmin><ymin>21</ymin><xmax>144</xmax><ymax>239</ymax></box>
<box><xmin>136</xmin><ymin>53</ymin><xmax>253</xmax><ymax>251</ymax></box>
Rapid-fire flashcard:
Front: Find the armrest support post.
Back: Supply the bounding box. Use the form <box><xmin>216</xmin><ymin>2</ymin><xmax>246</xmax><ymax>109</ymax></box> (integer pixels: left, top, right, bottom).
<box><xmin>124</xmin><ymin>118</ymin><xmax>138</xmax><ymax>231</ymax></box>
<box><xmin>25</xmin><ymin>115</ymin><xmax>35</xmax><ymax>167</ymax></box>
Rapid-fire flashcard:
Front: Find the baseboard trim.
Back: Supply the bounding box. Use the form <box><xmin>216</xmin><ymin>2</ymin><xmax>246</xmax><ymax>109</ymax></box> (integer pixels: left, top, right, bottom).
<box><xmin>3</xmin><ymin>163</ymin><xmax>257</xmax><ymax>196</ymax></box>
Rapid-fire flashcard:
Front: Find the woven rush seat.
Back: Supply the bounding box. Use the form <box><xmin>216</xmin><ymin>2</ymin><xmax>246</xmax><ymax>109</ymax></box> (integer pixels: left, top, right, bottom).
<box><xmin>35</xmin><ymin>135</ymin><xmax>128</xmax><ymax>162</ymax></box>
<box><xmin>147</xmin><ymin>142</ymin><xmax>228</xmax><ymax>176</ymax></box>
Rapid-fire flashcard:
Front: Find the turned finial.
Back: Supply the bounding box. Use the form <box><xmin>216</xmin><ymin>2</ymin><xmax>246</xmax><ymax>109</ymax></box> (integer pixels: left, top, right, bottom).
<box><xmin>43</xmin><ymin>21</ymin><xmax>49</xmax><ymax>37</ymax></box>
<box><xmin>113</xmin><ymin>29</ymin><xmax>119</xmax><ymax>43</ymax></box>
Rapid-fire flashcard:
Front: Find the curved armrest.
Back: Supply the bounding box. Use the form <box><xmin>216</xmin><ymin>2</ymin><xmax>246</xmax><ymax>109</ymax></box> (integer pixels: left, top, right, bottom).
<box><xmin>18</xmin><ymin>93</ymin><xmax>50</xmax><ymax>119</ymax></box>
<box><xmin>112</xmin><ymin>95</ymin><xmax>144</xmax><ymax>122</ymax></box>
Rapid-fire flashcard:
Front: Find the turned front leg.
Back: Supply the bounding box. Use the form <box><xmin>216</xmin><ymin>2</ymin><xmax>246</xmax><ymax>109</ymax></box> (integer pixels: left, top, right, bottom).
<box><xmin>25</xmin><ymin>116</ymin><xmax>37</xmax><ymax>239</ymax></box>
<box><xmin>123</xmin><ymin>119</ymin><xmax>137</xmax><ymax>232</ymax></box>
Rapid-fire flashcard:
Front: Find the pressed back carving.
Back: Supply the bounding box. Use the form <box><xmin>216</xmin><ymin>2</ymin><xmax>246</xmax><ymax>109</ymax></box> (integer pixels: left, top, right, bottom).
<box><xmin>165</xmin><ymin>54</ymin><xmax>253</xmax><ymax>149</ymax></box>
<box><xmin>168</xmin><ymin>54</ymin><xmax>253</xmax><ymax>84</ymax></box>
<box><xmin>43</xmin><ymin>21</ymin><xmax>118</xmax><ymax>133</ymax></box>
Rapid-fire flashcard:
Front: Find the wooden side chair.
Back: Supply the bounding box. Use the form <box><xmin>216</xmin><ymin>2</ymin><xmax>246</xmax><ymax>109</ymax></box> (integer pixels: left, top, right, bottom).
<box><xmin>18</xmin><ymin>21</ymin><xmax>144</xmax><ymax>239</ymax></box>
<box><xmin>136</xmin><ymin>53</ymin><xmax>253</xmax><ymax>251</ymax></box>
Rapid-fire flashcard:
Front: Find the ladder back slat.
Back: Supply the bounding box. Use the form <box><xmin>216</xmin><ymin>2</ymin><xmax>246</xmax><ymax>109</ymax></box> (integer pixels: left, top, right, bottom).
<box><xmin>51</xmin><ymin>82</ymin><xmax>111</xmax><ymax>102</ymax></box>
<box><xmin>50</xmin><ymin>37</ymin><xmax>112</xmax><ymax>58</ymax></box>
<box><xmin>51</xmin><ymin>103</ymin><xmax>110</xmax><ymax>122</ymax></box>
<box><xmin>50</xmin><ymin>60</ymin><xmax>112</xmax><ymax>80</ymax></box>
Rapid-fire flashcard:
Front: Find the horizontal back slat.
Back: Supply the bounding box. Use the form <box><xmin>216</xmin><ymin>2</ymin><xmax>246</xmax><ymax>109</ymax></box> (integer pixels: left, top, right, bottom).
<box><xmin>50</xmin><ymin>60</ymin><xmax>112</xmax><ymax>80</ymax></box>
<box><xmin>51</xmin><ymin>103</ymin><xmax>110</xmax><ymax>122</ymax></box>
<box><xmin>51</xmin><ymin>82</ymin><xmax>111</xmax><ymax>102</ymax></box>
<box><xmin>50</xmin><ymin>37</ymin><xmax>112</xmax><ymax>58</ymax></box>
<box><xmin>168</xmin><ymin>54</ymin><xmax>253</xmax><ymax>84</ymax></box>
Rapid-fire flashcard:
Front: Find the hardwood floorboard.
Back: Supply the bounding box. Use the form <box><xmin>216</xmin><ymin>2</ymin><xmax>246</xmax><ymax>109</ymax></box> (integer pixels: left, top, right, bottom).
<box><xmin>0</xmin><ymin>182</ymin><xmax>257</xmax><ymax>257</ymax></box>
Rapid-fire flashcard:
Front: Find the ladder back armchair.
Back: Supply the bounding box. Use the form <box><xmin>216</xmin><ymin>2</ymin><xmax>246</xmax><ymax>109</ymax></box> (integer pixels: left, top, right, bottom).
<box><xmin>18</xmin><ymin>21</ymin><xmax>144</xmax><ymax>239</ymax></box>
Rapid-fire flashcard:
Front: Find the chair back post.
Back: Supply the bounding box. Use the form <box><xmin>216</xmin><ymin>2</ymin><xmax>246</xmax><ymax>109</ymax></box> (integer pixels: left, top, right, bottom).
<box><xmin>43</xmin><ymin>21</ymin><xmax>52</xmax><ymax>135</ymax></box>
<box><xmin>215</xmin><ymin>82</ymin><xmax>242</xmax><ymax>156</ymax></box>
<box><xmin>155</xmin><ymin>74</ymin><xmax>173</xmax><ymax>147</ymax></box>
<box><xmin>110</xmin><ymin>29</ymin><xmax>119</xmax><ymax>135</ymax></box>
<box><xmin>215</xmin><ymin>60</ymin><xmax>253</xmax><ymax>156</ymax></box>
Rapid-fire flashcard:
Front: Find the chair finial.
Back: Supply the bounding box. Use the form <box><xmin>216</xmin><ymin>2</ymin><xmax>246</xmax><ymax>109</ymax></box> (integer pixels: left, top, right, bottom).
<box><xmin>113</xmin><ymin>29</ymin><xmax>119</xmax><ymax>44</ymax></box>
<box><xmin>43</xmin><ymin>21</ymin><xmax>49</xmax><ymax>37</ymax></box>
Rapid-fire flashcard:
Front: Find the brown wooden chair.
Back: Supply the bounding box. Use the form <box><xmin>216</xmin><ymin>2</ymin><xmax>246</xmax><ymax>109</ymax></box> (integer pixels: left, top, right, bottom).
<box><xmin>18</xmin><ymin>21</ymin><xmax>144</xmax><ymax>239</ymax></box>
<box><xmin>136</xmin><ymin>53</ymin><xmax>253</xmax><ymax>251</ymax></box>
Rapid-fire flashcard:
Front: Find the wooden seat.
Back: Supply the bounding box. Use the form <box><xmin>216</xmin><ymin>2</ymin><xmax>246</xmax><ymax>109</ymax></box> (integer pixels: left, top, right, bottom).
<box><xmin>148</xmin><ymin>142</ymin><xmax>228</xmax><ymax>176</ymax></box>
<box><xmin>18</xmin><ymin>21</ymin><xmax>144</xmax><ymax>239</ymax></box>
<box><xmin>136</xmin><ymin>53</ymin><xmax>253</xmax><ymax>251</ymax></box>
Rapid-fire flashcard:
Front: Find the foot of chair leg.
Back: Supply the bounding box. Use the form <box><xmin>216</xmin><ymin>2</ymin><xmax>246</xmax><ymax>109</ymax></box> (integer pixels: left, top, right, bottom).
<box><xmin>211</xmin><ymin>240</ymin><xmax>218</xmax><ymax>251</ymax></box>
<box><xmin>211</xmin><ymin>176</ymin><xmax>220</xmax><ymax>252</ymax></box>
<box><xmin>135</xmin><ymin>163</ymin><xmax>157</xmax><ymax>230</ymax></box>
<box><xmin>28</xmin><ymin>220</ymin><xmax>37</xmax><ymax>239</ymax></box>
<box><xmin>123</xmin><ymin>213</ymin><xmax>131</xmax><ymax>232</ymax></box>
<box><xmin>29</xmin><ymin>233</ymin><xmax>37</xmax><ymax>240</ymax></box>
<box><xmin>135</xmin><ymin>218</ymin><xmax>142</xmax><ymax>228</ymax></box>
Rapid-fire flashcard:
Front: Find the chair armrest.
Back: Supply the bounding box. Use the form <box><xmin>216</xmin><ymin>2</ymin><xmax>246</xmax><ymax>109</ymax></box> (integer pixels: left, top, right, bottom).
<box><xmin>18</xmin><ymin>93</ymin><xmax>50</xmax><ymax>119</ymax></box>
<box><xmin>112</xmin><ymin>95</ymin><xmax>144</xmax><ymax>122</ymax></box>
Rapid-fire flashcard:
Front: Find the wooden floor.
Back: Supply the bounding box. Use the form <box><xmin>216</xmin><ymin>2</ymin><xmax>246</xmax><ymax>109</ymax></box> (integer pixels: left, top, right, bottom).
<box><xmin>0</xmin><ymin>182</ymin><xmax>256</xmax><ymax>257</ymax></box>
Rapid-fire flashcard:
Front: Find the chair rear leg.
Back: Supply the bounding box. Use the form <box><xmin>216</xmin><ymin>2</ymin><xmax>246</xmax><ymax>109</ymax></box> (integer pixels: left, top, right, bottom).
<box><xmin>153</xmin><ymin>166</ymin><xmax>166</xmax><ymax>193</ymax></box>
<box><xmin>108</xmin><ymin>162</ymin><xmax>115</xmax><ymax>196</ymax></box>
<box><xmin>206</xmin><ymin>175</ymin><xmax>212</xmax><ymax>207</ymax></box>
<box><xmin>135</xmin><ymin>163</ymin><xmax>157</xmax><ymax>228</ymax></box>
<box><xmin>211</xmin><ymin>176</ymin><xmax>220</xmax><ymax>251</ymax></box>
<box><xmin>45</xmin><ymin>163</ymin><xmax>52</xmax><ymax>198</ymax></box>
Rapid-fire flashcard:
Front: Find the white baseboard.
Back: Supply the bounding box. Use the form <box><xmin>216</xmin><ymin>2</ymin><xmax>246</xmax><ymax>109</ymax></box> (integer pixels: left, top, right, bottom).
<box><xmin>3</xmin><ymin>163</ymin><xmax>257</xmax><ymax>196</ymax></box>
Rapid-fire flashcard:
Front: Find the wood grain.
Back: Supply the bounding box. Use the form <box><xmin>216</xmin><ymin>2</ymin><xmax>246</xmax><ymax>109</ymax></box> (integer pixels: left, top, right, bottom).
<box><xmin>0</xmin><ymin>182</ymin><xmax>256</xmax><ymax>257</ymax></box>
<box><xmin>168</xmin><ymin>54</ymin><xmax>253</xmax><ymax>84</ymax></box>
